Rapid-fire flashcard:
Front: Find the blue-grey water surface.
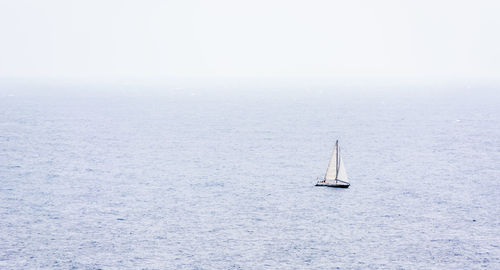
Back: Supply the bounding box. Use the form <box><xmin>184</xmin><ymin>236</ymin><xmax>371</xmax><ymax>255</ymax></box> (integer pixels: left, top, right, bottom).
<box><xmin>1</xmin><ymin>86</ymin><xmax>499</xmax><ymax>269</ymax></box>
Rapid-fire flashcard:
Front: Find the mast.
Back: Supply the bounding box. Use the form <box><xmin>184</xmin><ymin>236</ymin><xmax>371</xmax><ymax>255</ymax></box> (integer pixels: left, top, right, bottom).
<box><xmin>335</xmin><ymin>140</ymin><xmax>339</xmax><ymax>181</ymax></box>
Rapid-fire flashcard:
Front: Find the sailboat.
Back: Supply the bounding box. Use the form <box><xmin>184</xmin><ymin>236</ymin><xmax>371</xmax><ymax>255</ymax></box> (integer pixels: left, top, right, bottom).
<box><xmin>315</xmin><ymin>140</ymin><xmax>350</xmax><ymax>188</ymax></box>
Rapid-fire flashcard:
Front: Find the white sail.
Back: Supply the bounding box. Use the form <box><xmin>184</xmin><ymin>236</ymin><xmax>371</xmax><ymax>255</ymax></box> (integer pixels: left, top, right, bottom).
<box><xmin>324</xmin><ymin>143</ymin><xmax>338</xmax><ymax>181</ymax></box>
<box><xmin>336</xmin><ymin>153</ymin><xmax>348</xmax><ymax>181</ymax></box>
<box><xmin>316</xmin><ymin>140</ymin><xmax>350</xmax><ymax>187</ymax></box>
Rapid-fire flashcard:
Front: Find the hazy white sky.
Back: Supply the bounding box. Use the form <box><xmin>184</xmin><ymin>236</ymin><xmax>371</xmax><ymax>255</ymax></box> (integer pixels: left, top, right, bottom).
<box><xmin>0</xmin><ymin>0</ymin><xmax>499</xmax><ymax>80</ymax></box>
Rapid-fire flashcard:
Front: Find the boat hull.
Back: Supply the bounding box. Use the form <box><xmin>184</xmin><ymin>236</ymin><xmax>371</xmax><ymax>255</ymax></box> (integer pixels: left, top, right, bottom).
<box><xmin>315</xmin><ymin>180</ymin><xmax>350</xmax><ymax>188</ymax></box>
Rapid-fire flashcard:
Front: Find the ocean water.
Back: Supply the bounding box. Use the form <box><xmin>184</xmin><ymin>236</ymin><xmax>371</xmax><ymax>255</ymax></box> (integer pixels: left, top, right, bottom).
<box><xmin>1</xmin><ymin>85</ymin><xmax>499</xmax><ymax>269</ymax></box>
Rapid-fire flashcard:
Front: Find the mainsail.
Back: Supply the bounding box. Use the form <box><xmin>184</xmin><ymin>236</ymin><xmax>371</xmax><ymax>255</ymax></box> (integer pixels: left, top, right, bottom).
<box><xmin>324</xmin><ymin>140</ymin><xmax>348</xmax><ymax>181</ymax></box>
<box><xmin>336</xmin><ymin>154</ymin><xmax>348</xmax><ymax>181</ymax></box>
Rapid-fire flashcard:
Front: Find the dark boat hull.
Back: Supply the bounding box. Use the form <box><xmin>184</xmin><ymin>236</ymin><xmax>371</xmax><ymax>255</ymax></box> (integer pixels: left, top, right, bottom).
<box><xmin>315</xmin><ymin>180</ymin><xmax>350</xmax><ymax>188</ymax></box>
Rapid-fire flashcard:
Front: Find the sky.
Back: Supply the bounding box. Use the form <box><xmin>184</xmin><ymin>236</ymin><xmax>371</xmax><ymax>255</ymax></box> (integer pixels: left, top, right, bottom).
<box><xmin>0</xmin><ymin>0</ymin><xmax>499</xmax><ymax>80</ymax></box>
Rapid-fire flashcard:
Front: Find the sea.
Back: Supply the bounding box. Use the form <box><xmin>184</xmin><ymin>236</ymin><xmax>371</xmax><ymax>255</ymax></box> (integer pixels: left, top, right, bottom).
<box><xmin>1</xmin><ymin>81</ymin><xmax>499</xmax><ymax>269</ymax></box>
